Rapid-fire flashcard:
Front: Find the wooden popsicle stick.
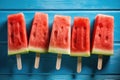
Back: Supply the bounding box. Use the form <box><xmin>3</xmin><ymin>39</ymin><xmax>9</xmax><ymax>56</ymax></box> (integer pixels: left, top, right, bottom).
<box><xmin>77</xmin><ymin>57</ymin><xmax>82</xmax><ymax>73</ymax></box>
<box><xmin>34</xmin><ymin>53</ymin><xmax>40</xmax><ymax>69</ymax></box>
<box><xmin>56</xmin><ymin>54</ymin><xmax>62</xmax><ymax>70</ymax></box>
<box><xmin>16</xmin><ymin>54</ymin><xmax>22</xmax><ymax>70</ymax></box>
<box><xmin>97</xmin><ymin>55</ymin><xmax>103</xmax><ymax>70</ymax></box>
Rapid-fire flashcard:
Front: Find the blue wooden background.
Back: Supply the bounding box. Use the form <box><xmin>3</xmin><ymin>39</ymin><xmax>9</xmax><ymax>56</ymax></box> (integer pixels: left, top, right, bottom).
<box><xmin>0</xmin><ymin>0</ymin><xmax>120</xmax><ymax>80</ymax></box>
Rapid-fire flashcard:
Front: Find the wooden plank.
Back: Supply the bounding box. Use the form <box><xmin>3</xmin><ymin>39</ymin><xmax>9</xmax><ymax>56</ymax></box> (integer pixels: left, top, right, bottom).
<box><xmin>0</xmin><ymin>0</ymin><xmax>120</xmax><ymax>10</ymax></box>
<box><xmin>0</xmin><ymin>44</ymin><xmax>120</xmax><ymax>74</ymax></box>
<box><xmin>0</xmin><ymin>11</ymin><xmax>120</xmax><ymax>41</ymax></box>
<box><xmin>0</xmin><ymin>75</ymin><xmax>120</xmax><ymax>80</ymax></box>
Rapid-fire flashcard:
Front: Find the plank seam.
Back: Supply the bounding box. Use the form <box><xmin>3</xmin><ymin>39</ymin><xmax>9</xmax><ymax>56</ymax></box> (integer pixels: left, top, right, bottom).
<box><xmin>1</xmin><ymin>9</ymin><xmax>120</xmax><ymax>11</ymax></box>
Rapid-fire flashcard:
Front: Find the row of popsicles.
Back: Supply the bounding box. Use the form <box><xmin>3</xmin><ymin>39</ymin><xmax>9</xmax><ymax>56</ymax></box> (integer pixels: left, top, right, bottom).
<box><xmin>8</xmin><ymin>12</ymin><xmax>114</xmax><ymax>73</ymax></box>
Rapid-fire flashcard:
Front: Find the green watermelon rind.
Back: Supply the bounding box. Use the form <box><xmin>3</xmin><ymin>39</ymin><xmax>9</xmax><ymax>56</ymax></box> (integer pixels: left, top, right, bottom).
<box><xmin>28</xmin><ymin>46</ymin><xmax>48</xmax><ymax>53</ymax></box>
<box><xmin>48</xmin><ymin>47</ymin><xmax>70</xmax><ymax>55</ymax></box>
<box><xmin>92</xmin><ymin>48</ymin><xmax>113</xmax><ymax>56</ymax></box>
<box><xmin>70</xmin><ymin>51</ymin><xmax>90</xmax><ymax>57</ymax></box>
<box><xmin>8</xmin><ymin>48</ymin><xmax>28</xmax><ymax>56</ymax></box>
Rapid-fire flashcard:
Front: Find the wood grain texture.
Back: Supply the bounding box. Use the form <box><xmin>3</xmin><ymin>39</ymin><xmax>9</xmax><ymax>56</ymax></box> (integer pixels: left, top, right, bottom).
<box><xmin>0</xmin><ymin>75</ymin><xmax>120</xmax><ymax>80</ymax></box>
<box><xmin>0</xmin><ymin>0</ymin><xmax>120</xmax><ymax>9</ymax></box>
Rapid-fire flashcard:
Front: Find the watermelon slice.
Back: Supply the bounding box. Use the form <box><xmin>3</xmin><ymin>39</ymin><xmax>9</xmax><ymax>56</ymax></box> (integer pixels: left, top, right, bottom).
<box><xmin>91</xmin><ymin>14</ymin><xmax>114</xmax><ymax>55</ymax></box>
<box><xmin>71</xmin><ymin>17</ymin><xmax>90</xmax><ymax>57</ymax></box>
<box><xmin>29</xmin><ymin>12</ymin><xmax>49</xmax><ymax>53</ymax></box>
<box><xmin>8</xmin><ymin>13</ymin><xmax>28</xmax><ymax>55</ymax></box>
<box><xmin>48</xmin><ymin>15</ymin><xmax>71</xmax><ymax>55</ymax></box>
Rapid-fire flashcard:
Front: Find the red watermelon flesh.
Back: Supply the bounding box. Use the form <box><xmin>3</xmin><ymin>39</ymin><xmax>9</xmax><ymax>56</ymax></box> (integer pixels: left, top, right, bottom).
<box><xmin>71</xmin><ymin>17</ymin><xmax>90</xmax><ymax>57</ymax></box>
<box><xmin>8</xmin><ymin>13</ymin><xmax>28</xmax><ymax>55</ymax></box>
<box><xmin>91</xmin><ymin>14</ymin><xmax>114</xmax><ymax>55</ymax></box>
<box><xmin>29</xmin><ymin>12</ymin><xmax>49</xmax><ymax>53</ymax></box>
<box><xmin>48</xmin><ymin>15</ymin><xmax>71</xmax><ymax>55</ymax></box>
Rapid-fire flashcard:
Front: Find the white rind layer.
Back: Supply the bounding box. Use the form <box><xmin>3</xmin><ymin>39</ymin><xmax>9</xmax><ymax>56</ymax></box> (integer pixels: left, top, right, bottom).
<box><xmin>8</xmin><ymin>48</ymin><xmax>28</xmax><ymax>55</ymax></box>
<box><xmin>28</xmin><ymin>46</ymin><xmax>47</xmax><ymax>53</ymax></box>
<box><xmin>70</xmin><ymin>51</ymin><xmax>90</xmax><ymax>57</ymax></box>
<box><xmin>48</xmin><ymin>47</ymin><xmax>70</xmax><ymax>55</ymax></box>
<box><xmin>92</xmin><ymin>48</ymin><xmax>113</xmax><ymax>56</ymax></box>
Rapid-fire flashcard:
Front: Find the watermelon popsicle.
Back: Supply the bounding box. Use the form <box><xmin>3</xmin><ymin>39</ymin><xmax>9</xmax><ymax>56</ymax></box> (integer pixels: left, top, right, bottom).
<box><xmin>91</xmin><ymin>14</ymin><xmax>114</xmax><ymax>70</ymax></box>
<box><xmin>8</xmin><ymin>13</ymin><xmax>28</xmax><ymax>70</ymax></box>
<box><xmin>48</xmin><ymin>15</ymin><xmax>71</xmax><ymax>70</ymax></box>
<box><xmin>29</xmin><ymin>12</ymin><xmax>49</xmax><ymax>69</ymax></box>
<box><xmin>71</xmin><ymin>17</ymin><xmax>90</xmax><ymax>73</ymax></box>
